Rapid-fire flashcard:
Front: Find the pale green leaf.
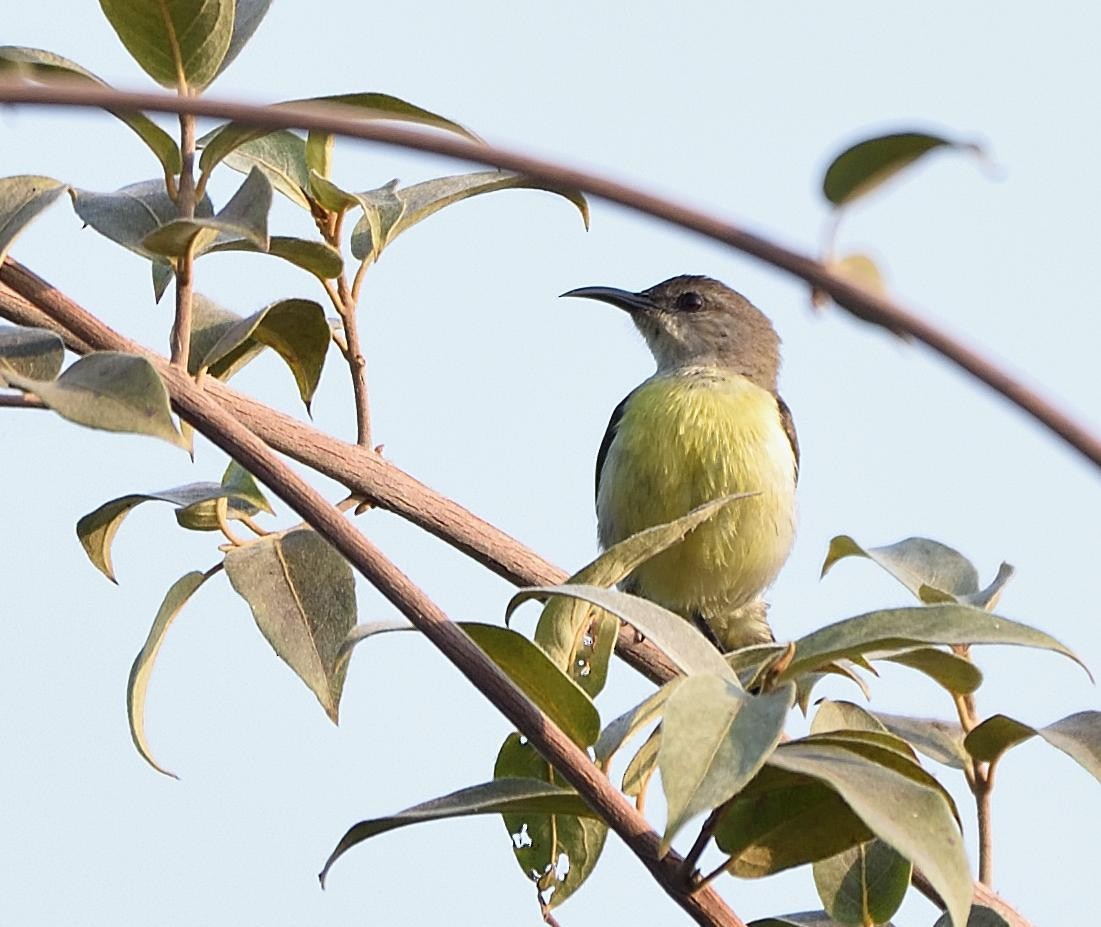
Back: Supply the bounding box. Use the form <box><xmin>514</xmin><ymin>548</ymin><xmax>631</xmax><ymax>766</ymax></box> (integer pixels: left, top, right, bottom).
<box><xmin>0</xmin><ymin>325</ymin><xmax>64</xmax><ymax>380</ymax></box>
<box><xmin>174</xmin><ymin>458</ymin><xmax>272</xmax><ymax>530</ymax></box>
<box><xmin>199</xmin><ymin>92</ymin><xmax>477</xmax><ymax>175</ymax></box>
<box><xmin>205</xmin><ymin>235</ymin><xmax>342</xmax><ymax>278</ymax></box>
<box><xmin>594</xmin><ymin>677</ymin><xmax>683</xmax><ymax>766</ymax></box>
<box><xmin>965</xmin><ymin>711</ymin><xmax>1101</xmax><ymax>783</ymax></box>
<box><xmin>128</xmin><ymin>568</ymin><xmax>214</xmax><ymax>777</ymax></box>
<box><xmin>494</xmin><ymin>733</ymin><xmax>607</xmax><ymax>910</ymax></box>
<box><xmin>348</xmin><ymin>180</ymin><xmax>404</xmax><ymax>261</ymax></box>
<box><xmin>0</xmin><ymin>352</ymin><xmax>183</xmax><ymax>448</ymax></box>
<box><xmin>750</xmin><ymin>913</ymin><xmax>889</xmax><ymax>927</ymax></box>
<box><xmin>821</xmin><ymin>535</ymin><xmax>979</xmax><ymax>600</ymax></box>
<box><xmin>77</xmin><ymin>479</ymin><xmax>265</xmax><ymax>581</ymax></box>
<box><xmin>811</xmin><ymin>700</ymin><xmax>887</xmax><ymax>735</ymax></box>
<box><xmin>823</xmin><ymin>131</ymin><xmax>978</xmax><ymax>206</ymax></box>
<box><xmin>813</xmin><ymin>840</ymin><xmax>911</xmax><ymax>927</ymax></box>
<box><xmin>0</xmin><ymin>46</ymin><xmax>180</xmax><ymax>172</ymax></box>
<box><xmin>215</xmin><ymin>0</ymin><xmax>271</xmax><ymax>77</ymax></box>
<box><xmin>511</xmin><ymin>584</ymin><xmax>735</xmax><ymax>681</ymax></box>
<box><xmin>71</xmin><ymin>179</ymin><xmax>214</xmax><ymax>261</ymax></box>
<box><xmin>659</xmin><ymin>676</ymin><xmax>793</xmax><ymax>849</ymax></box>
<box><xmin>305</xmin><ymin>130</ymin><xmax>333</xmax><ymax>179</ymax></box>
<box><xmin>768</xmin><ymin>740</ymin><xmax>971</xmax><ymax>927</ymax></box>
<box><xmin>622</xmin><ymin>724</ymin><xmax>661</xmax><ymax>798</ymax></box>
<box><xmin>932</xmin><ymin>906</ymin><xmax>1010</xmax><ymax>927</ymax></box>
<box><xmin>224</xmin><ymin>527</ymin><xmax>355</xmax><ymax>722</ymax></box>
<box><xmin>99</xmin><ymin>0</ymin><xmax>234</xmax><ymax>90</ymax></box>
<box><xmin>461</xmin><ymin>623</ymin><xmax>600</xmax><ymax>748</ymax></box>
<box><xmin>877</xmin><ymin>647</ymin><xmax>983</xmax><ymax>695</ymax></box>
<box><xmin>830</xmin><ymin>253</ymin><xmax>887</xmax><ymax>296</ymax></box>
<box><xmin>143</xmin><ymin>166</ymin><xmax>271</xmax><ymax>257</ymax></box>
<box><xmin>215</xmin><ymin>130</ymin><xmax>311</xmax><ymax>208</ymax></box>
<box><xmin>320</xmin><ymin>777</ymin><xmax>597</xmax><ymax>887</ymax></box>
<box><xmin>779</xmin><ymin>604</ymin><xmax>1089</xmax><ymax>683</ymax></box>
<box><xmin>0</xmin><ymin>175</ymin><xmax>66</xmax><ymax>263</ymax></box>
<box><xmin>870</xmin><ymin>712</ymin><xmax>968</xmax><ymax>770</ymax></box>
<box><xmin>194</xmin><ymin>297</ymin><xmax>329</xmax><ymax>408</ymax></box>
<box><xmin>152</xmin><ymin>261</ymin><xmax>173</xmax><ymax>302</ymax></box>
<box><xmin>306</xmin><ymin>171</ymin><xmax>360</xmax><ymax>212</ymax></box>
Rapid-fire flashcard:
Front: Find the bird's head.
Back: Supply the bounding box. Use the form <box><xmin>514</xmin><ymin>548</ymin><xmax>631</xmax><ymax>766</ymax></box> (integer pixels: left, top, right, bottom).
<box><xmin>562</xmin><ymin>275</ymin><xmax>781</xmax><ymax>387</ymax></box>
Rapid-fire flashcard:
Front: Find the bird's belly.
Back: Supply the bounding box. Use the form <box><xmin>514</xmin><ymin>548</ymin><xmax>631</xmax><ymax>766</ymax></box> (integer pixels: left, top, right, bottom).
<box><xmin>597</xmin><ymin>373</ymin><xmax>796</xmax><ymax>615</ymax></box>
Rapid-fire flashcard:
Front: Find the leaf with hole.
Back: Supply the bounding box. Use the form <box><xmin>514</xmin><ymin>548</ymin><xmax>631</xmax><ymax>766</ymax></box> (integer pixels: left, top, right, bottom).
<box><xmin>822</xmin><ymin>131</ymin><xmax>980</xmax><ymax>206</ymax></box>
<box><xmin>0</xmin><ymin>46</ymin><xmax>180</xmax><ymax>172</ymax></box>
<box><xmin>224</xmin><ymin>527</ymin><xmax>355</xmax><ymax>722</ymax></box>
<box><xmin>193</xmin><ymin>297</ymin><xmax>329</xmax><ymax>408</ymax></box>
<box><xmin>659</xmin><ymin>676</ymin><xmax>793</xmax><ymax>849</ymax></box>
<box><xmin>99</xmin><ymin>0</ymin><xmax>234</xmax><ymax>90</ymax></box>
<box><xmin>0</xmin><ymin>175</ymin><xmax>67</xmax><ymax>263</ymax></box>
<box><xmin>199</xmin><ymin>92</ymin><xmax>477</xmax><ymax>175</ymax></box>
<box><xmin>0</xmin><ymin>352</ymin><xmax>184</xmax><ymax>448</ymax></box>
<box><xmin>0</xmin><ymin>325</ymin><xmax>64</xmax><ymax>380</ymax></box>
<box><xmin>494</xmin><ymin>733</ymin><xmax>607</xmax><ymax>910</ymax></box>
<box><xmin>812</xmin><ymin>840</ymin><xmax>911</xmax><ymax>927</ymax></box>
<box><xmin>128</xmin><ymin>568</ymin><xmax>216</xmax><ymax>778</ymax></box>
<box><xmin>319</xmin><ymin>777</ymin><xmax>597</xmax><ymax>887</ymax></box>
<box><xmin>143</xmin><ymin>167</ymin><xmax>271</xmax><ymax>257</ymax></box>
<box><xmin>965</xmin><ymin>711</ymin><xmax>1101</xmax><ymax>783</ymax></box>
<box><xmin>778</xmin><ymin>604</ymin><xmax>1089</xmax><ymax>684</ymax></box>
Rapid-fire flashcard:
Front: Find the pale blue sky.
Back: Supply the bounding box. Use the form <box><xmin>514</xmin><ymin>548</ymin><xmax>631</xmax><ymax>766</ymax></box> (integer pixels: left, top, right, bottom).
<box><xmin>2</xmin><ymin>3</ymin><xmax>1098</xmax><ymax>926</ymax></box>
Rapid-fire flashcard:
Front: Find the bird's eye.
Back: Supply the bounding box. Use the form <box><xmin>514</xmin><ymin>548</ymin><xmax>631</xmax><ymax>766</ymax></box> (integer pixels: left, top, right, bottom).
<box><xmin>675</xmin><ymin>291</ymin><xmax>705</xmax><ymax>312</ymax></box>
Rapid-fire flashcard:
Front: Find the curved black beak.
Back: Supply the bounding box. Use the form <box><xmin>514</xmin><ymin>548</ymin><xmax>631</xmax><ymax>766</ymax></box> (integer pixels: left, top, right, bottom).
<box><xmin>560</xmin><ymin>286</ymin><xmax>657</xmax><ymax>315</ymax></box>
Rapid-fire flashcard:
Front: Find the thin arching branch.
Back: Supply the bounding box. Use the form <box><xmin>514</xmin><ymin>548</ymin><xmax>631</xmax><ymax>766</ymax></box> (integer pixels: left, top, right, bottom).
<box><xmin>0</xmin><ymin>80</ymin><xmax>1097</xmax><ymax>470</ymax></box>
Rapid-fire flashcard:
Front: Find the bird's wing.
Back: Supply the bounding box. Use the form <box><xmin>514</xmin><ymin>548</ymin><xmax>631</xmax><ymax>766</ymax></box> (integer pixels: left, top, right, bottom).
<box><xmin>595</xmin><ymin>388</ymin><xmax>637</xmax><ymax>506</ymax></box>
<box><xmin>775</xmin><ymin>393</ymin><xmax>800</xmax><ymax>485</ymax></box>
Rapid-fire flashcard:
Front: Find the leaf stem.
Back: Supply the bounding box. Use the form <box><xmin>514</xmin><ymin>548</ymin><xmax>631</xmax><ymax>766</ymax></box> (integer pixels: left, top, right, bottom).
<box><xmin>679</xmin><ymin>805</ymin><xmax>724</xmax><ymax>889</ymax></box>
<box><xmin>170</xmin><ymin>109</ymin><xmax>198</xmax><ymax>369</ymax></box>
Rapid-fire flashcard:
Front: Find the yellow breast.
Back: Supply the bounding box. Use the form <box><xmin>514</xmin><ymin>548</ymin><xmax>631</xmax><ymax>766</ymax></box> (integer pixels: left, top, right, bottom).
<box><xmin>596</xmin><ymin>369</ymin><xmax>797</xmax><ymax>616</ymax></box>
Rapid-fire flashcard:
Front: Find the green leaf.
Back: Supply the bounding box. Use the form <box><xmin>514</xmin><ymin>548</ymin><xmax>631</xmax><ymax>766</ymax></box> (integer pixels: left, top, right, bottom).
<box><xmin>215</xmin><ymin>0</ymin><xmax>271</xmax><ymax>78</ymax></box>
<box><xmin>205</xmin><ymin>235</ymin><xmax>343</xmax><ymax>278</ymax></box>
<box><xmin>870</xmin><ymin>712</ymin><xmax>968</xmax><ymax>770</ymax></box>
<box><xmin>822</xmin><ymin>131</ymin><xmax>977</xmax><ymax>206</ymax></box>
<box><xmin>307</xmin><ymin>171</ymin><xmax>360</xmax><ymax>213</ymax></box>
<box><xmin>715</xmin><ymin>764</ymin><xmax>873</xmax><ymax>877</ymax></box>
<box><xmin>199</xmin><ymin>92</ymin><xmax>478</xmax><ymax>176</ymax></box>
<box><xmin>305</xmin><ymin>130</ymin><xmax>334</xmax><ymax>179</ymax></box>
<box><xmin>175</xmin><ymin>458</ymin><xmax>272</xmax><ymax>529</ymax></box>
<box><xmin>143</xmin><ymin>166</ymin><xmax>271</xmax><ymax>257</ymax></box>
<box><xmin>812</xmin><ymin>700</ymin><xmax>887</xmax><ymax>736</ymax></box>
<box><xmin>193</xmin><ymin>297</ymin><xmax>329</xmax><ymax>408</ymax></box>
<box><xmin>594</xmin><ymin>677</ymin><xmax>683</xmax><ymax>767</ymax></box>
<box><xmin>494</xmin><ymin>734</ymin><xmax>607</xmax><ymax>910</ymax></box>
<box><xmin>768</xmin><ymin>739</ymin><xmax>971</xmax><ymax>927</ymax></box>
<box><xmin>71</xmin><ymin>179</ymin><xmax>214</xmax><ymax>261</ymax></box>
<box><xmin>0</xmin><ymin>46</ymin><xmax>180</xmax><ymax>173</ymax></box>
<box><xmin>779</xmin><ymin>604</ymin><xmax>1089</xmax><ymax>683</ymax></box>
<box><xmin>965</xmin><ymin>711</ymin><xmax>1101</xmax><ymax>783</ymax></box>
<box><xmin>320</xmin><ymin>777</ymin><xmax>597</xmax><ymax>887</ymax></box>
<box><xmin>214</xmin><ymin>130</ymin><xmax>311</xmax><ymax>209</ymax></box>
<box><xmin>77</xmin><ymin>478</ymin><xmax>265</xmax><ymax>581</ymax></box>
<box><xmin>99</xmin><ymin>0</ymin><xmax>234</xmax><ymax>90</ymax></box>
<box><xmin>531</xmin><ymin>497</ymin><xmax>747</xmax><ymax>699</ymax></box>
<box><xmin>0</xmin><ymin>352</ymin><xmax>184</xmax><ymax>448</ymax></box>
<box><xmin>348</xmin><ymin>180</ymin><xmax>404</xmax><ymax>260</ymax></box>
<box><xmin>128</xmin><ymin>568</ymin><xmax>214</xmax><ymax>778</ymax></box>
<box><xmin>511</xmin><ymin>585</ymin><xmax>735</xmax><ymax>681</ymax></box>
<box><xmin>622</xmin><ymin>725</ymin><xmax>661</xmax><ymax>798</ymax></box>
<box><xmin>350</xmin><ymin>170</ymin><xmax>590</xmax><ymax>262</ymax></box>
<box><xmin>932</xmin><ymin>906</ymin><xmax>1010</xmax><ymax>927</ymax></box>
<box><xmin>659</xmin><ymin>676</ymin><xmax>793</xmax><ymax>849</ymax></box>
<box><xmin>750</xmin><ymin>913</ymin><xmax>890</xmax><ymax>927</ymax></box>
<box><xmin>877</xmin><ymin>647</ymin><xmax>983</xmax><ymax>695</ymax></box>
<box><xmin>460</xmin><ymin>624</ymin><xmax>600</xmax><ymax>748</ymax></box>
<box><xmin>152</xmin><ymin>260</ymin><xmax>173</xmax><ymax>302</ymax></box>
<box><xmin>0</xmin><ymin>175</ymin><xmax>66</xmax><ymax>263</ymax></box>
<box><xmin>821</xmin><ymin>535</ymin><xmax>979</xmax><ymax>601</ymax></box>
<box><xmin>224</xmin><ymin>527</ymin><xmax>355</xmax><ymax>722</ymax></box>
<box><xmin>0</xmin><ymin>325</ymin><xmax>64</xmax><ymax>380</ymax></box>
<box><xmin>813</xmin><ymin>840</ymin><xmax>911</xmax><ymax>927</ymax></box>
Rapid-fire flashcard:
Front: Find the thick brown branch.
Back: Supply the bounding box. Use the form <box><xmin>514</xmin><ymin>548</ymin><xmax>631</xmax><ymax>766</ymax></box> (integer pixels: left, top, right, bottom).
<box><xmin>0</xmin><ymin>81</ymin><xmax>1097</xmax><ymax>470</ymax></box>
<box><xmin>0</xmin><ymin>259</ymin><xmax>679</xmax><ymax>686</ymax></box>
<box><xmin>3</xmin><ymin>262</ymin><xmax>744</xmax><ymax>927</ymax></box>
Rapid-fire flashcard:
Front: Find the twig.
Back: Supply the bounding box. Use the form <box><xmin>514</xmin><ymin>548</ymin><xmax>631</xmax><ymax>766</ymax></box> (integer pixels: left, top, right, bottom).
<box><xmin>680</xmin><ymin>806</ymin><xmax>724</xmax><ymax>889</ymax></box>
<box><xmin>170</xmin><ymin>111</ymin><xmax>198</xmax><ymax>369</ymax></box>
<box><xmin>0</xmin><ymin>81</ymin><xmax>1096</xmax><ymax>470</ymax></box>
<box><xmin>0</xmin><ymin>392</ymin><xmax>47</xmax><ymax>408</ymax></box>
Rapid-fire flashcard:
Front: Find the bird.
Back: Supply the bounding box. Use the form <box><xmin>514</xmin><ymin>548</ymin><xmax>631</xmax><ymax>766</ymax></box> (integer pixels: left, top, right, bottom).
<box><xmin>561</xmin><ymin>275</ymin><xmax>798</xmax><ymax>651</ymax></box>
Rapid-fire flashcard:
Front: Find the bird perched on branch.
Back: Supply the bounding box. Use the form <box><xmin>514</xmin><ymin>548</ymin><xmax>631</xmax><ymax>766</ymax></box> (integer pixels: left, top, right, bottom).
<box><xmin>562</xmin><ymin>275</ymin><xmax>798</xmax><ymax>650</ymax></box>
